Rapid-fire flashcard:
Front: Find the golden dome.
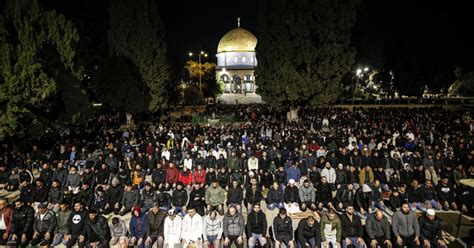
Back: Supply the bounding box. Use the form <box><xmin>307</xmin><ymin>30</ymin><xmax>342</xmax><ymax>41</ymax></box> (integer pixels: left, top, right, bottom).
<box><xmin>217</xmin><ymin>28</ymin><xmax>257</xmax><ymax>53</ymax></box>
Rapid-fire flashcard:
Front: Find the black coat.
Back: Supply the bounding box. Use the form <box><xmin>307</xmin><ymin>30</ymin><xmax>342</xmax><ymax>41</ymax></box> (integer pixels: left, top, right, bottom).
<box><xmin>86</xmin><ymin>215</ymin><xmax>111</xmax><ymax>243</ymax></box>
<box><xmin>297</xmin><ymin>218</ymin><xmax>321</xmax><ymax>246</ymax></box>
<box><xmin>107</xmin><ymin>185</ymin><xmax>124</xmax><ymax>205</ymax></box>
<box><xmin>247</xmin><ymin>211</ymin><xmax>267</xmax><ymax>235</ymax></box>
<box><xmin>266</xmin><ymin>187</ymin><xmax>284</xmax><ymax>204</ymax></box>
<box><xmin>419</xmin><ymin>215</ymin><xmax>442</xmax><ymax>241</ymax></box>
<box><xmin>245</xmin><ymin>186</ymin><xmax>263</xmax><ymax>204</ymax></box>
<box><xmin>284</xmin><ymin>185</ymin><xmax>300</xmax><ymax>203</ymax></box>
<box><xmin>227</xmin><ymin>187</ymin><xmax>244</xmax><ymax>204</ymax></box>
<box><xmin>340</xmin><ymin>213</ymin><xmax>363</xmax><ymax>239</ymax></box>
<box><xmin>273</xmin><ymin>216</ymin><xmax>293</xmax><ymax>240</ymax></box>
<box><xmin>171</xmin><ymin>188</ymin><xmax>188</xmax><ymax>207</ymax></box>
<box><xmin>11</xmin><ymin>205</ymin><xmax>35</xmax><ymax>235</ymax></box>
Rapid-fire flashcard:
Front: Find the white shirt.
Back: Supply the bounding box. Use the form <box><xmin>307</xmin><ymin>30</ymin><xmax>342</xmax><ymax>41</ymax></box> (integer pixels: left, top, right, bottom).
<box><xmin>182</xmin><ymin>214</ymin><xmax>203</xmax><ymax>242</ymax></box>
<box><xmin>248</xmin><ymin>157</ymin><xmax>259</xmax><ymax>170</ymax></box>
<box><xmin>184</xmin><ymin>158</ymin><xmax>193</xmax><ymax>170</ymax></box>
<box><xmin>0</xmin><ymin>214</ymin><xmax>6</xmax><ymax>230</ymax></box>
<box><xmin>164</xmin><ymin>216</ymin><xmax>182</xmax><ymax>245</ymax></box>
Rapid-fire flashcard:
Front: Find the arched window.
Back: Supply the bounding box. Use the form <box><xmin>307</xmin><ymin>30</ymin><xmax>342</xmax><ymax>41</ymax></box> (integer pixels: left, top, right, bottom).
<box><xmin>220</xmin><ymin>74</ymin><xmax>229</xmax><ymax>82</ymax></box>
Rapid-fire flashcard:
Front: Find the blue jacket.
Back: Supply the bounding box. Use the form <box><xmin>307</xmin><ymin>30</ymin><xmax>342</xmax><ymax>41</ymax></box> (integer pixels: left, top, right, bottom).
<box><xmin>286</xmin><ymin>167</ymin><xmax>301</xmax><ymax>182</ymax></box>
<box><xmin>129</xmin><ymin>214</ymin><xmax>148</xmax><ymax>238</ymax></box>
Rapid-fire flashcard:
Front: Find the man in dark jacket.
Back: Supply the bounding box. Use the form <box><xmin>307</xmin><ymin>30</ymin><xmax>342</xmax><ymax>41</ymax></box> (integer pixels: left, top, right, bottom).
<box><xmin>365</xmin><ymin>210</ymin><xmax>392</xmax><ymax>248</ymax></box>
<box><xmin>65</xmin><ymin>201</ymin><xmax>88</xmax><ymax>248</ymax></box>
<box><xmin>296</xmin><ymin>216</ymin><xmax>320</xmax><ymax>248</ymax></box>
<box><xmin>171</xmin><ymin>183</ymin><xmax>189</xmax><ymax>215</ymax></box>
<box><xmin>52</xmin><ymin>162</ymin><xmax>69</xmax><ymax>187</ymax></box>
<box><xmin>247</xmin><ymin>203</ymin><xmax>268</xmax><ymax>248</ymax></box>
<box><xmin>107</xmin><ymin>177</ymin><xmax>124</xmax><ymax>215</ymax></box>
<box><xmin>335</xmin><ymin>183</ymin><xmax>356</xmax><ymax>211</ymax></box>
<box><xmin>272</xmin><ymin>208</ymin><xmax>295</xmax><ymax>248</ymax></box>
<box><xmin>119</xmin><ymin>183</ymin><xmax>140</xmax><ymax>216</ymax></box>
<box><xmin>190</xmin><ymin>183</ymin><xmax>206</xmax><ymax>216</ymax></box>
<box><xmin>30</xmin><ymin>203</ymin><xmax>57</xmax><ymax>246</ymax></box>
<box><xmin>145</xmin><ymin>204</ymin><xmax>166</xmax><ymax>248</ymax></box>
<box><xmin>407</xmin><ymin>179</ymin><xmax>426</xmax><ymax>211</ymax></box>
<box><xmin>32</xmin><ymin>178</ymin><xmax>49</xmax><ymax>206</ymax></box>
<box><xmin>48</xmin><ymin>179</ymin><xmax>63</xmax><ymax>212</ymax></box>
<box><xmin>226</xmin><ymin>180</ymin><xmax>244</xmax><ymax>212</ymax></box>
<box><xmin>10</xmin><ymin>199</ymin><xmax>35</xmax><ymax>247</ymax></box>
<box><xmin>266</xmin><ymin>182</ymin><xmax>285</xmax><ymax>210</ymax></box>
<box><xmin>85</xmin><ymin>209</ymin><xmax>111</xmax><ymax>248</ymax></box>
<box><xmin>340</xmin><ymin>205</ymin><xmax>365</xmax><ymax>248</ymax></box>
<box><xmin>245</xmin><ymin>178</ymin><xmax>263</xmax><ymax>213</ymax></box>
<box><xmin>435</xmin><ymin>177</ymin><xmax>457</xmax><ymax>210</ymax></box>
<box><xmin>39</xmin><ymin>163</ymin><xmax>54</xmax><ymax>188</ymax></box>
<box><xmin>316</xmin><ymin>177</ymin><xmax>333</xmax><ymax>211</ymax></box>
<box><xmin>419</xmin><ymin>209</ymin><xmax>446</xmax><ymax>248</ymax></box>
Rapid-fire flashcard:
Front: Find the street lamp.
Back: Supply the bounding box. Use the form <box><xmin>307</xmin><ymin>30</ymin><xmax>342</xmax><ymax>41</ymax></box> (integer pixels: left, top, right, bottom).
<box><xmin>189</xmin><ymin>51</ymin><xmax>208</xmax><ymax>92</ymax></box>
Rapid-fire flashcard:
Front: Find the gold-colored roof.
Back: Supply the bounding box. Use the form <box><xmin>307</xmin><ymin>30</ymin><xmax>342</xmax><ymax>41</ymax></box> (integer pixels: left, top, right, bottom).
<box><xmin>217</xmin><ymin>28</ymin><xmax>257</xmax><ymax>53</ymax></box>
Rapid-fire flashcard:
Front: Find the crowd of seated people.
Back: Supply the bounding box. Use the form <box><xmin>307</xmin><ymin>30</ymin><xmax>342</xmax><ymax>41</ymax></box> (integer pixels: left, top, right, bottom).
<box><xmin>0</xmin><ymin>106</ymin><xmax>472</xmax><ymax>247</ymax></box>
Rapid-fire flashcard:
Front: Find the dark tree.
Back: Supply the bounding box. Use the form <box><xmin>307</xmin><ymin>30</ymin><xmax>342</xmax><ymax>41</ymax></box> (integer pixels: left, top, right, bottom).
<box><xmin>108</xmin><ymin>0</ymin><xmax>170</xmax><ymax>112</ymax></box>
<box><xmin>256</xmin><ymin>0</ymin><xmax>359</xmax><ymax>108</ymax></box>
<box><xmin>0</xmin><ymin>0</ymin><xmax>85</xmax><ymax>141</ymax></box>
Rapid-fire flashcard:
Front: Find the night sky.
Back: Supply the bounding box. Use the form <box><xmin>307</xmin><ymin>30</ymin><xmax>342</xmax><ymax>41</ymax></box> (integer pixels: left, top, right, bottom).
<box><xmin>15</xmin><ymin>0</ymin><xmax>474</xmax><ymax>83</ymax></box>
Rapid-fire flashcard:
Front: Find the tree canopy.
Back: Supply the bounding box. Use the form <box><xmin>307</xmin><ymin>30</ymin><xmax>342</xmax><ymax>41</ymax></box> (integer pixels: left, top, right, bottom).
<box><xmin>0</xmin><ymin>0</ymin><xmax>83</xmax><ymax>141</ymax></box>
<box><xmin>108</xmin><ymin>0</ymin><xmax>171</xmax><ymax>112</ymax></box>
<box><xmin>256</xmin><ymin>0</ymin><xmax>359</xmax><ymax>108</ymax></box>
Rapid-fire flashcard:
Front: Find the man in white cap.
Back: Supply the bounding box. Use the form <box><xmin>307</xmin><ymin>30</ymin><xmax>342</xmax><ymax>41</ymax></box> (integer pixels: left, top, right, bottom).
<box><xmin>418</xmin><ymin>209</ymin><xmax>446</xmax><ymax>248</ymax></box>
<box><xmin>284</xmin><ymin>179</ymin><xmax>301</xmax><ymax>214</ymax></box>
<box><xmin>163</xmin><ymin>208</ymin><xmax>182</xmax><ymax>248</ymax></box>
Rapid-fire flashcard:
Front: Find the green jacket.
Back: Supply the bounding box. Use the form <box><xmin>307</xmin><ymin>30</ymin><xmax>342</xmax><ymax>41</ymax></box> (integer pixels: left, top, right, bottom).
<box><xmin>205</xmin><ymin>185</ymin><xmax>226</xmax><ymax>206</ymax></box>
<box><xmin>227</xmin><ymin>156</ymin><xmax>240</xmax><ymax>170</ymax></box>
<box><xmin>320</xmin><ymin>214</ymin><xmax>342</xmax><ymax>242</ymax></box>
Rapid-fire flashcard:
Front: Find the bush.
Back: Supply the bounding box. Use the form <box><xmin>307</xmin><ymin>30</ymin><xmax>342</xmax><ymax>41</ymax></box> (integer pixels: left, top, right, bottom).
<box><xmin>184</xmin><ymin>86</ymin><xmax>205</xmax><ymax>106</ymax></box>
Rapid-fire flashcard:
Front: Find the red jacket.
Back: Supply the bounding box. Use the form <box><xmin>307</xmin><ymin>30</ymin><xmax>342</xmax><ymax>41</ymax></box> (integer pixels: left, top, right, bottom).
<box><xmin>0</xmin><ymin>206</ymin><xmax>13</xmax><ymax>234</ymax></box>
<box><xmin>178</xmin><ymin>171</ymin><xmax>193</xmax><ymax>186</ymax></box>
<box><xmin>166</xmin><ymin>166</ymin><xmax>179</xmax><ymax>184</ymax></box>
<box><xmin>309</xmin><ymin>143</ymin><xmax>319</xmax><ymax>152</ymax></box>
<box><xmin>193</xmin><ymin>169</ymin><xmax>206</xmax><ymax>185</ymax></box>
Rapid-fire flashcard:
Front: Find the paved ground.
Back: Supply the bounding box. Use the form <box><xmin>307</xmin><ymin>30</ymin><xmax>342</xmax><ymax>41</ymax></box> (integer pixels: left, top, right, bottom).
<box><xmin>217</xmin><ymin>93</ymin><xmax>263</xmax><ymax>104</ymax></box>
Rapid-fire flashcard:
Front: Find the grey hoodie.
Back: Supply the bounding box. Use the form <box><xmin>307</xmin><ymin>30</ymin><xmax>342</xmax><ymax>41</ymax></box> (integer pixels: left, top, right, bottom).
<box><xmin>391</xmin><ymin>210</ymin><xmax>420</xmax><ymax>238</ymax></box>
<box><xmin>299</xmin><ymin>184</ymin><xmax>316</xmax><ymax>202</ymax></box>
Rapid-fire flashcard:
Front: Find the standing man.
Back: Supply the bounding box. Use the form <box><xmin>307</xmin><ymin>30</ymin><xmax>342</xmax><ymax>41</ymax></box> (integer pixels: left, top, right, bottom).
<box><xmin>181</xmin><ymin>206</ymin><xmax>203</xmax><ymax>247</ymax></box>
<box><xmin>164</xmin><ymin>208</ymin><xmax>182</xmax><ymax>248</ymax></box>
<box><xmin>203</xmin><ymin>210</ymin><xmax>224</xmax><ymax>248</ymax></box>
<box><xmin>30</xmin><ymin>203</ymin><xmax>57</xmax><ymax>247</ymax></box>
<box><xmin>320</xmin><ymin>209</ymin><xmax>341</xmax><ymax>248</ymax></box>
<box><xmin>340</xmin><ymin>205</ymin><xmax>365</xmax><ymax>248</ymax></box>
<box><xmin>365</xmin><ymin>210</ymin><xmax>392</xmax><ymax>248</ymax></box>
<box><xmin>145</xmin><ymin>203</ymin><xmax>166</xmax><ymax>248</ymax></box>
<box><xmin>247</xmin><ymin>203</ymin><xmax>268</xmax><ymax>248</ymax></box>
<box><xmin>392</xmin><ymin>202</ymin><xmax>420</xmax><ymax>248</ymax></box>
<box><xmin>272</xmin><ymin>208</ymin><xmax>295</xmax><ymax>248</ymax></box>
<box><xmin>419</xmin><ymin>209</ymin><xmax>446</xmax><ymax>248</ymax></box>
<box><xmin>223</xmin><ymin>205</ymin><xmax>245</xmax><ymax>248</ymax></box>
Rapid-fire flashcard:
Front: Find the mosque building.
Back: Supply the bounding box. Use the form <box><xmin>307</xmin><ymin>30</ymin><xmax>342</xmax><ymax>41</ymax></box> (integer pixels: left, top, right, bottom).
<box><xmin>216</xmin><ymin>18</ymin><xmax>258</xmax><ymax>94</ymax></box>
